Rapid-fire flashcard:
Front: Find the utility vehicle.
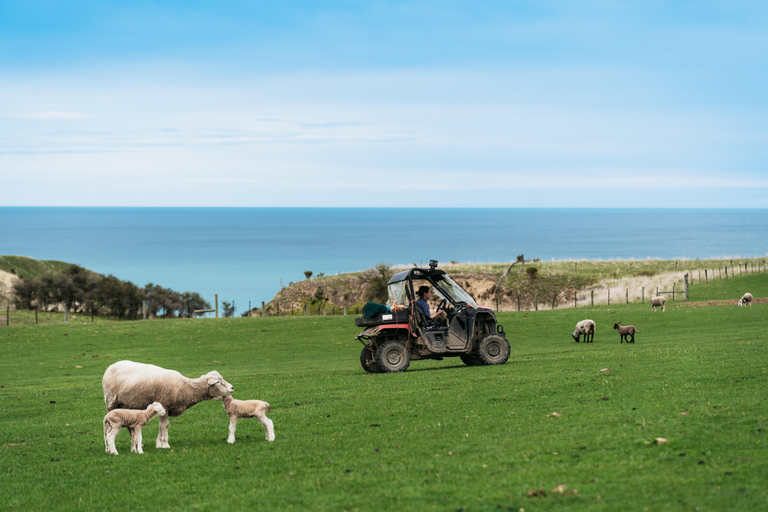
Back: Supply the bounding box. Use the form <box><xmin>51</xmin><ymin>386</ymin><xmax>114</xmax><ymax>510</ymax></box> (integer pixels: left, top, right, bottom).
<box><xmin>355</xmin><ymin>260</ymin><xmax>510</xmax><ymax>373</ymax></box>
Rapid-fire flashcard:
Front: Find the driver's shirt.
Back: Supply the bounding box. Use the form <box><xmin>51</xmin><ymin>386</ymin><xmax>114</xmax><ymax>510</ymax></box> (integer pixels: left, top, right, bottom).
<box><xmin>415</xmin><ymin>298</ymin><xmax>430</xmax><ymax>316</ymax></box>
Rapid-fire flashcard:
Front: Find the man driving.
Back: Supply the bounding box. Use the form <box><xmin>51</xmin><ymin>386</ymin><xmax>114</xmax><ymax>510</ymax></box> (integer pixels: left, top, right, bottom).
<box><xmin>415</xmin><ymin>286</ymin><xmax>449</xmax><ymax>324</ymax></box>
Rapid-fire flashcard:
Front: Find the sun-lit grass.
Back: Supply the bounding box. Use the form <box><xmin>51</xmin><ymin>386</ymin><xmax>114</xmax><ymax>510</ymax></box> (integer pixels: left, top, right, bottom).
<box><xmin>1</xmin><ymin>273</ymin><xmax>767</xmax><ymax>511</ymax></box>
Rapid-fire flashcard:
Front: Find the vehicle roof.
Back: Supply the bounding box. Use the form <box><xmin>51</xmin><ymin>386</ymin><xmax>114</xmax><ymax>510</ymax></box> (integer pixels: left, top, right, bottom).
<box><xmin>388</xmin><ymin>267</ymin><xmax>446</xmax><ymax>285</ymax></box>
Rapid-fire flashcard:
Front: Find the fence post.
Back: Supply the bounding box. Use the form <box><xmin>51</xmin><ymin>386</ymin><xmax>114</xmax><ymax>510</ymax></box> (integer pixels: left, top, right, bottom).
<box><xmin>725</xmin><ymin>267</ymin><xmax>728</xmax><ymax>280</ymax></box>
<box><xmin>745</xmin><ymin>263</ymin><xmax>748</xmax><ymax>275</ymax></box>
<box><xmin>685</xmin><ymin>273</ymin><xmax>689</xmax><ymax>300</ymax></box>
<box><xmin>6</xmin><ymin>306</ymin><xmax>9</xmax><ymax>326</ymax></box>
<box><xmin>574</xmin><ymin>291</ymin><xmax>577</xmax><ymax>308</ymax></box>
<box><xmin>705</xmin><ymin>269</ymin><xmax>708</xmax><ymax>283</ymax></box>
<box><xmin>591</xmin><ymin>290</ymin><xmax>594</xmax><ymax>307</ymax></box>
<box><xmin>261</xmin><ymin>301</ymin><xmax>265</xmax><ymax>317</ymax></box>
<box><xmin>608</xmin><ymin>289</ymin><xmax>610</xmax><ymax>305</ymax></box>
<box><xmin>552</xmin><ymin>295</ymin><xmax>556</xmax><ymax>310</ymax></box>
<box><xmin>672</xmin><ymin>284</ymin><xmax>676</xmax><ymax>301</ymax></box>
<box><xmin>518</xmin><ymin>295</ymin><xmax>520</xmax><ymax>311</ymax></box>
<box><xmin>626</xmin><ymin>288</ymin><xmax>629</xmax><ymax>304</ymax></box>
<box><xmin>535</xmin><ymin>295</ymin><xmax>538</xmax><ymax>311</ymax></box>
<box><xmin>304</xmin><ymin>303</ymin><xmax>307</xmax><ymax>316</ymax></box>
<box><xmin>642</xmin><ymin>287</ymin><xmax>644</xmax><ymax>303</ymax></box>
<box><xmin>215</xmin><ymin>294</ymin><xmax>219</xmax><ymax>318</ymax></box>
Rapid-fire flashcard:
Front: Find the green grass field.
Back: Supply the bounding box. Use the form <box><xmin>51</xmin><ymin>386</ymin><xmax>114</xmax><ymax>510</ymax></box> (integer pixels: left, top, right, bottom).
<box><xmin>1</xmin><ymin>273</ymin><xmax>766</xmax><ymax>511</ymax></box>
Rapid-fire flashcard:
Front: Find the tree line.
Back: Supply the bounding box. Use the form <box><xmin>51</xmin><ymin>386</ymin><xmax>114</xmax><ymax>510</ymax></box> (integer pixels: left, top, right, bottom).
<box><xmin>13</xmin><ymin>264</ymin><xmax>210</xmax><ymax>320</ymax></box>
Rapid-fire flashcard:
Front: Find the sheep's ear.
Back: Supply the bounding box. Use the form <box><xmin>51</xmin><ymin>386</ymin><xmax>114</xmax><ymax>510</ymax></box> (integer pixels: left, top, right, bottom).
<box><xmin>208</xmin><ymin>378</ymin><xmax>221</xmax><ymax>386</ymax></box>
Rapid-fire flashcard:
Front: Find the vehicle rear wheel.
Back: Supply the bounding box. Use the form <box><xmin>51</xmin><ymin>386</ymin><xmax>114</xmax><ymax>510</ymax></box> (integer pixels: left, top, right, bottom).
<box><xmin>476</xmin><ymin>334</ymin><xmax>510</xmax><ymax>365</ymax></box>
<box><xmin>375</xmin><ymin>339</ymin><xmax>411</xmax><ymax>373</ymax></box>
<box><xmin>360</xmin><ymin>347</ymin><xmax>382</xmax><ymax>373</ymax></box>
<box><xmin>460</xmin><ymin>353</ymin><xmax>483</xmax><ymax>366</ymax></box>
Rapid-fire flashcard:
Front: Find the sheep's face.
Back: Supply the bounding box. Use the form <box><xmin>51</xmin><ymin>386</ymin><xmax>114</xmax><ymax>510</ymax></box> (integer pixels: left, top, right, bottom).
<box><xmin>206</xmin><ymin>371</ymin><xmax>234</xmax><ymax>398</ymax></box>
<box><xmin>613</xmin><ymin>323</ymin><xmax>621</xmax><ymax>330</ymax></box>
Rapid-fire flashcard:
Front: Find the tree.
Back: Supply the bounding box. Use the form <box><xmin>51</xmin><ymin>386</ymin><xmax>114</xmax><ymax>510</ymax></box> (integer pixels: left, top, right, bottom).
<box><xmin>180</xmin><ymin>291</ymin><xmax>211</xmax><ymax>317</ymax></box>
<box><xmin>361</xmin><ymin>263</ymin><xmax>394</xmax><ymax>304</ymax></box>
<box><xmin>526</xmin><ymin>266</ymin><xmax>538</xmax><ymax>279</ymax></box>
<box><xmin>222</xmin><ymin>301</ymin><xmax>236</xmax><ymax>318</ymax></box>
<box><xmin>304</xmin><ymin>270</ymin><xmax>313</xmax><ymax>280</ymax></box>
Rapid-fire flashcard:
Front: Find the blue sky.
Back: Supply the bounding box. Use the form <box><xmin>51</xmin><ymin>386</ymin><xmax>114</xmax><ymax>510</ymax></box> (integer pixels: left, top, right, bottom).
<box><xmin>1</xmin><ymin>1</ymin><xmax>767</xmax><ymax>207</ymax></box>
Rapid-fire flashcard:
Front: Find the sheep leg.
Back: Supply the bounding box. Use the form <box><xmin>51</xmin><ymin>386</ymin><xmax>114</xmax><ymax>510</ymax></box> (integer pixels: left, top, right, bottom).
<box><xmin>156</xmin><ymin>414</ymin><xmax>170</xmax><ymax>449</ymax></box>
<box><xmin>131</xmin><ymin>426</ymin><xmax>144</xmax><ymax>454</ymax></box>
<box><xmin>256</xmin><ymin>412</ymin><xmax>275</xmax><ymax>442</ymax></box>
<box><xmin>227</xmin><ymin>416</ymin><xmax>238</xmax><ymax>444</ymax></box>
<box><xmin>104</xmin><ymin>422</ymin><xmax>119</xmax><ymax>455</ymax></box>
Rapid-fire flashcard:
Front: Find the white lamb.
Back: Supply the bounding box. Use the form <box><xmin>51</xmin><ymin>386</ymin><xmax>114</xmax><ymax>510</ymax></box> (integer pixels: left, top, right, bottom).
<box><xmin>102</xmin><ymin>360</ymin><xmax>234</xmax><ymax>449</ymax></box>
<box><xmin>104</xmin><ymin>402</ymin><xmax>166</xmax><ymax>455</ymax></box>
<box><xmin>219</xmin><ymin>395</ymin><xmax>275</xmax><ymax>444</ymax></box>
<box><xmin>651</xmin><ymin>295</ymin><xmax>666</xmax><ymax>312</ymax></box>
<box><xmin>571</xmin><ymin>319</ymin><xmax>596</xmax><ymax>343</ymax></box>
<box><xmin>738</xmin><ymin>293</ymin><xmax>753</xmax><ymax>306</ymax></box>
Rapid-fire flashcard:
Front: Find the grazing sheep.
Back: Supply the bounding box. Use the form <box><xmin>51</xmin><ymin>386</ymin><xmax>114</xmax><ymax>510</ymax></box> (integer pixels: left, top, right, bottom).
<box><xmin>102</xmin><ymin>360</ymin><xmax>234</xmax><ymax>449</ymax></box>
<box><xmin>614</xmin><ymin>322</ymin><xmax>640</xmax><ymax>343</ymax></box>
<box><xmin>738</xmin><ymin>293</ymin><xmax>753</xmax><ymax>306</ymax></box>
<box><xmin>650</xmin><ymin>295</ymin><xmax>666</xmax><ymax>312</ymax></box>
<box><xmin>219</xmin><ymin>395</ymin><xmax>275</xmax><ymax>444</ymax></box>
<box><xmin>104</xmin><ymin>402</ymin><xmax>166</xmax><ymax>455</ymax></box>
<box><xmin>571</xmin><ymin>319</ymin><xmax>596</xmax><ymax>343</ymax></box>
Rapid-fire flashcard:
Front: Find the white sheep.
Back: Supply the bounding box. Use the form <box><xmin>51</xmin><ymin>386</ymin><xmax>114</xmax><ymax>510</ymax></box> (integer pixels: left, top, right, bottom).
<box><xmin>650</xmin><ymin>295</ymin><xmax>666</xmax><ymax>312</ymax></box>
<box><xmin>738</xmin><ymin>293</ymin><xmax>753</xmax><ymax>306</ymax></box>
<box><xmin>104</xmin><ymin>402</ymin><xmax>166</xmax><ymax>455</ymax></box>
<box><xmin>571</xmin><ymin>319</ymin><xmax>596</xmax><ymax>343</ymax></box>
<box><xmin>219</xmin><ymin>395</ymin><xmax>275</xmax><ymax>444</ymax></box>
<box><xmin>102</xmin><ymin>360</ymin><xmax>234</xmax><ymax>449</ymax></box>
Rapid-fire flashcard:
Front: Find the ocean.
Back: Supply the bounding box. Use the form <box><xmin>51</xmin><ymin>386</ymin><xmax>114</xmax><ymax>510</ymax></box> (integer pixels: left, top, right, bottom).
<box><xmin>2</xmin><ymin>208</ymin><xmax>767</xmax><ymax>315</ymax></box>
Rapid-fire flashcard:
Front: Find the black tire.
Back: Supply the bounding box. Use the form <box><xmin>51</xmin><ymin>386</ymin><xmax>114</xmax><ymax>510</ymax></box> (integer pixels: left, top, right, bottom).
<box><xmin>360</xmin><ymin>347</ymin><xmax>382</xmax><ymax>373</ymax></box>
<box><xmin>476</xmin><ymin>333</ymin><xmax>510</xmax><ymax>365</ymax></box>
<box><xmin>460</xmin><ymin>353</ymin><xmax>483</xmax><ymax>366</ymax></box>
<box><xmin>375</xmin><ymin>339</ymin><xmax>411</xmax><ymax>373</ymax></box>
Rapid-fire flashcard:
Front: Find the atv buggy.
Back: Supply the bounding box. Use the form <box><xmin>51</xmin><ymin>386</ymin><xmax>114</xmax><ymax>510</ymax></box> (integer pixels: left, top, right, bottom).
<box><xmin>355</xmin><ymin>260</ymin><xmax>511</xmax><ymax>373</ymax></box>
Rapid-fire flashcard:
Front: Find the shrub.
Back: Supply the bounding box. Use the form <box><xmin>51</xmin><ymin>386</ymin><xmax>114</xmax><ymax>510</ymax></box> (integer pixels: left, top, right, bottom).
<box><xmin>526</xmin><ymin>266</ymin><xmax>539</xmax><ymax>279</ymax></box>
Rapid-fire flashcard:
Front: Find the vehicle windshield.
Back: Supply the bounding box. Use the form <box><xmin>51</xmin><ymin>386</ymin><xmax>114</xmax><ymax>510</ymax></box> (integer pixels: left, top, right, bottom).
<box><xmin>433</xmin><ymin>275</ymin><xmax>479</xmax><ymax>308</ymax></box>
<box><xmin>387</xmin><ymin>274</ymin><xmax>478</xmax><ymax>309</ymax></box>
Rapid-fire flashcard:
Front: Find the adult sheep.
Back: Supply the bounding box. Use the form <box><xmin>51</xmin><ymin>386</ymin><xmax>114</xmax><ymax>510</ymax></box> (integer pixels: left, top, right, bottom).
<box><xmin>102</xmin><ymin>360</ymin><xmax>234</xmax><ymax>449</ymax></box>
<box><xmin>738</xmin><ymin>293</ymin><xmax>753</xmax><ymax>306</ymax></box>
<box><xmin>571</xmin><ymin>319</ymin><xmax>596</xmax><ymax>343</ymax></box>
<box><xmin>650</xmin><ymin>295</ymin><xmax>666</xmax><ymax>312</ymax></box>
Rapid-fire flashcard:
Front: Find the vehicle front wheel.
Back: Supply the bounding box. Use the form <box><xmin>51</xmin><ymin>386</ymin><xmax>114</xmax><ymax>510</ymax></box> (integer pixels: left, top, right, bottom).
<box><xmin>375</xmin><ymin>339</ymin><xmax>411</xmax><ymax>373</ymax></box>
<box><xmin>476</xmin><ymin>334</ymin><xmax>510</xmax><ymax>365</ymax></box>
<box><xmin>360</xmin><ymin>347</ymin><xmax>382</xmax><ymax>373</ymax></box>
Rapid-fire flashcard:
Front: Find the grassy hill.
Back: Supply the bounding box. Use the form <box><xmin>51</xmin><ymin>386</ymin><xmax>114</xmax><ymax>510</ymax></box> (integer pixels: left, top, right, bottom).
<box><xmin>1</xmin><ymin>271</ymin><xmax>766</xmax><ymax>510</ymax></box>
<box><xmin>0</xmin><ymin>255</ymin><xmax>77</xmax><ymax>280</ymax></box>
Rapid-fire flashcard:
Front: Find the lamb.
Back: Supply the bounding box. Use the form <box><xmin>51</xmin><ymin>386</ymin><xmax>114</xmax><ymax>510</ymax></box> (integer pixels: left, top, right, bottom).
<box><xmin>571</xmin><ymin>319</ymin><xmax>596</xmax><ymax>343</ymax></box>
<box><xmin>738</xmin><ymin>293</ymin><xmax>753</xmax><ymax>306</ymax></box>
<box><xmin>219</xmin><ymin>395</ymin><xmax>275</xmax><ymax>444</ymax></box>
<box><xmin>102</xmin><ymin>360</ymin><xmax>234</xmax><ymax>449</ymax></box>
<box><xmin>104</xmin><ymin>402</ymin><xmax>166</xmax><ymax>455</ymax></box>
<box><xmin>614</xmin><ymin>322</ymin><xmax>639</xmax><ymax>343</ymax></box>
<box><xmin>650</xmin><ymin>295</ymin><xmax>666</xmax><ymax>312</ymax></box>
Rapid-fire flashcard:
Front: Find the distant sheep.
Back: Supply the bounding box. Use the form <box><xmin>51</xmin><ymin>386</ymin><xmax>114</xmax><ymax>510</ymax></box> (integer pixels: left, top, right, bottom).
<box><xmin>103</xmin><ymin>360</ymin><xmax>234</xmax><ymax>449</ymax></box>
<box><xmin>104</xmin><ymin>402</ymin><xmax>166</xmax><ymax>455</ymax></box>
<box><xmin>650</xmin><ymin>295</ymin><xmax>666</xmax><ymax>312</ymax></box>
<box><xmin>220</xmin><ymin>395</ymin><xmax>275</xmax><ymax>444</ymax></box>
<box><xmin>738</xmin><ymin>293</ymin><xmax>753</xmax><ymax>307</ymax></box>
<box><xmin>571</xmin><ymin>319</ymin><xmax>596</xmax><ymax>343</ymax></box>
<box><xmin>614</xmin><ymin>322</ymin><xmax>640</xmax><ymax>344</ymax></box>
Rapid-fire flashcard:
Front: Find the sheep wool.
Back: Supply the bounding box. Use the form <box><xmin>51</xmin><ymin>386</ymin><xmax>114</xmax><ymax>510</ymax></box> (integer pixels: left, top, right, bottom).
<box><xmin>572</xmin><ymin>319</ymin><xmax>596</xmax><ymax>343</ymax></box>
<box><xmin>614</xmin><ymin>322</ymin><xmax>640</xmax><ymax>344</ymax></box>
<box><xmin>103</xmin><ymin>360</ymin><xmax>234</xmax><ymax>449</ymax></box>
<box><xmin>104</xmin><ymin>402</ymin><xmax>166</xmax><ymax>455</ymax></box>
<box><xmin>221</xmin><ymin>395</ymin><xmax>275</xmax><ymax>444</ymax></box>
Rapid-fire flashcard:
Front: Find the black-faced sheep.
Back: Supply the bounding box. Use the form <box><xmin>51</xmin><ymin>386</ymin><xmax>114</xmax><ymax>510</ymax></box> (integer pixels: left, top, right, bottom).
<box><xmin>614</xmin><ymin>322</ymin><xmax>639</xmax><ymax>343</ymax></box>
<box><xmin>104</xmin><ymin>402</ymin><xmax>166</xmax><ymax>455</ymax></box>
<box><xmin>651</xmin><ymin>295</ymin><xmax>666</xmax><ymax>312</ymax></box>
<box><xmin>571</xmin><ymin>319</ymin><xmax>596</xmax><ymax>343</ymax></box>
<box><xmin>219</xmin><ymin>395</ymin><xmax>275</xmax><ymax>444</ymax></box>
<box><xmin>738</xmin><ymin>293</ymin><xmax>753</xmax><ymax>306</ymax></box>
<box><xmin>102</xmin><ymin>360</ymin><xmax>234</xmax><ymax>449</ymax></box>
